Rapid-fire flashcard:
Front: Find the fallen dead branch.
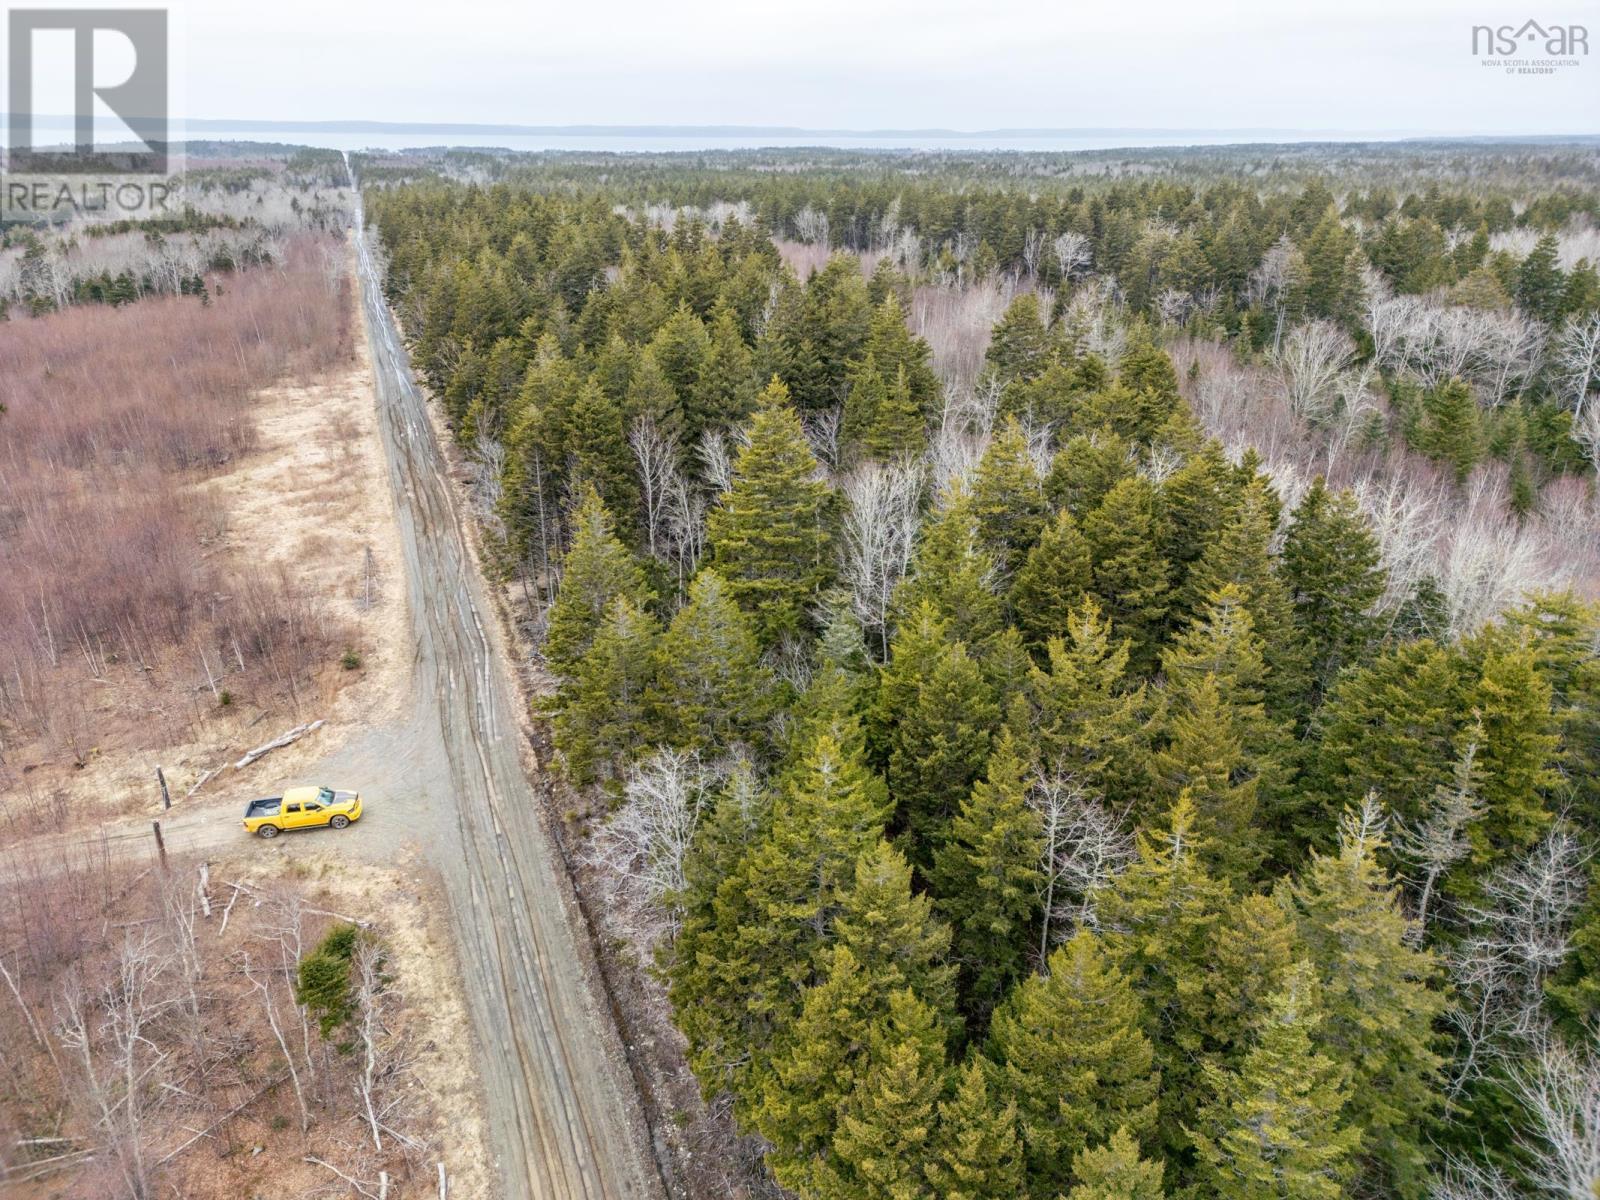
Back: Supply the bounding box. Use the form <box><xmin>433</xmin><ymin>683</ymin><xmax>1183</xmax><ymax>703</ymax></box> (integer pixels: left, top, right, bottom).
<box><xmin>234</xmin><ymin>719</ymin><xmax>326</xmax><ymax>770</ymax></box>
<box><xmin>182</xmin><ymin>767</ymin><xmax>223</xmax><ymax>801</ymax></box>
<box><xmin>305</xmin><ymin>1155</ymin><xmax>383</xmax><ymax>1199</ymax></box>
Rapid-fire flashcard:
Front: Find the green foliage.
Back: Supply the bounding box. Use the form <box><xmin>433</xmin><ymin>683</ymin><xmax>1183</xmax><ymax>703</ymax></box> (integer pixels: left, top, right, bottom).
<box><xmin>972</xmin><ymin>418</ymin><xmax>1050</xmax><ymax>577</ymax></box>
<box><xmin>888</xmin><ymin>638</ymin><xmax>1000</xmax><ymax>870</ymax></box>
<box><xmin>1083</xmin><ymin>475</ymin><xmax>1171</xmax><ymax>674</ymax></box>
<box><xmin>649</xmin><ymin>569</ymin><xmax>772</xmax><ymax>752</ymax></box>
<box><xmin>1290</xmin><ymin>803</ymin><xmax>1447</xmax><ymax>1198</ymax></box>
<box><xmin>1010</xmin><ymin>508</ymin><xmax>1093</xmax><ymax>650</ymax></box>
<box><xmin>1017</xmin><ymin>600</ymin><xmax>1152</xmax><ymax>814</ymax></box>
<box><xmin>543</xmin><ymin>486</ymin><xmax>651</xmax><ymax>677</ymax></box>
<box><xmin>1068</xmin><ymin>1128</ymin><xmax>1167</xmax><ymax>1200</ymax></box>
<box><xmin>1190</xmin><ymin>961</ymin><xmax>1358</xmax><ymax>1200</ymax></box>
<box><xmin>1281</xmin><ymin>478</ymin><xmax>1385</xmax><ymax>718</ymax></box>
<box><xmin>295</xmin><ymin>923</ymin><xmax>362</xmax><ymax>1037</ymax></box>
<box><xmin>930</xmin><ymin>1061</ymin><xmax>1027</xmax><ymax>1200</ymax></box>
<box><xmin>986</xmin><ymin>931</ymin><xmax>1160</xmax><ymax>1197</ymax></box>
<box><xmin>931</xmin><ymin>731</ymin><xmax>1044</xmax><ymax>1029</ymax></box>
<box><xmin>554</xmin><ymin>596</ymin><xmax>659</xmax><ymax>786</ymax></box>
<box><xmin>707</xmin><ymin>379</ymin><xmax>835</xmax><ymax>645</ymax></box>
<box><xmin>893</xmin><ymin>490</ymin><xmax>1004</xmax><ymax>646</ymax></box>
<box><xmin>1098</xmin><ymin>795</ymin><xmax>1233</xmax><ymax>1157</ymax></box>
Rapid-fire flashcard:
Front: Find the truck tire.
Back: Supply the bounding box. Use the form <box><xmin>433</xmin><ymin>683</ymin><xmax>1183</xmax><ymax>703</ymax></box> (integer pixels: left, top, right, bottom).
<box><xmin>257</xmin><ymin>824</ymin><xmax>280</xmax><ymax>839</ymax></box>
<box><xmin>330</xmin><ymin>815</ymin><xmax>350</xmax><ymax>829</ymax></box>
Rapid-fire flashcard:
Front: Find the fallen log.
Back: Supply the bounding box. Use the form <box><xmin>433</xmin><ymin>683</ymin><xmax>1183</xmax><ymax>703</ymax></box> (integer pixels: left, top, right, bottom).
<box><xmin>233</xmin><ymin>720</ymin><xmax>325</xmax><ymax>770</ymax></box>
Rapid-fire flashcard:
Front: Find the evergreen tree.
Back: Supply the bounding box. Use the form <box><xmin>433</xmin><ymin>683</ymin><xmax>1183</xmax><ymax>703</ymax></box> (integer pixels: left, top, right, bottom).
<box><xmin>823</xmin><ymin>990</ymin><xmax>948</xmax><ymax>1200</ymax></box>
<box><xmin>985</xmin><ymin>292</ymin><xmax>1056</xmax><ymax>385</ymax></box>
<box><xmin>1515</xmin><ymin>233</ymin><xmax>1565</xmax><ymax>324</ymax></box>
<box><xmin>986</xmin><ymin>931</ymin><xmax>1160</xmax><ymax>1198</ymax></box>
<box><xmin>543</xmin><ymin>485</ymin><xmax>651</xmax><ymax>676</ymax></box>
<box><xmin>1046</xmin><ymin>431</ymin><xmax>1134</xmax><ymax>517</ymax></box>
<box><xmin>1011</xmin><ymin>507</ymin><xmax>1093</xmax><ymax>650</ymax></box>
<box><xmin>930</xmin><ymin>1061</ymin><xmax>1027</xmax><ymax>1200</ymax></box>
<box><xmin>973</xmin><ymin>418</ymin><xmax>1051</xmax><ymax>577</ymax></box>
<box><xmin>707</xmin><ymin>379</ymin><xmax>835</xmax><ymax>646</ymax></box>
<box><xmin>1205</xmin><ymin>893</ymin><xmax>1300</xmax><ymax>1060</ymax></box>
<box><xmin>649</xmin><ymin>569</ymin><xmax>772</xmax><ymax>752</ymax></box>
<box><xmin>1098</xmin><ymin>795</ymin><xmax>1233</xmax><ymax>1157</ymax></box>
<box><xmin>553</xmin><ymin>596</ymin><xmax>658</xmax><ymax>786</ymax></box>
<box><xmin>568</xmin><ymin>375</ymin><xmax>639</xmax><ymax>532</ymax></box>
<box><xmin>1182</xmin><ymin>476</ymin><xmax>1306</xmax><ymax>718</ymax></box>
<box><xmin>1156</xmin><ymin>441</ymin><xmax>1243</xmax><ymax>612</ymax></box>
<box><xmin>889</xmin><ymin>638</ymin><xmax>1000</xmax><ymax>869</ymax></box>
<box><xmin>1467</xmin><ymin>635</ymin><xmax>1558</xmax><ymax>863</ymax></box>
<box><xmin>1281</xmin><ymin>478</ymin><xmax>1386</xmax><ymax>717</ymax></box>
<box><xmin>1309</xmin><ymin>639</ymin><xmax>1466</xmax><ymax>838</ymax></box>
<box><xmin>864</xmin><ymin>293</ymin><xmax>941</xmax><ymax>418</ymax></box>
<box><xmin>1190</xmin><ymin>961</ymin><xmax>1359</xmax><ymax>1200</ymax></box>
<box><xmin>1414</xmin><ymin>379</ymin><xmax>1485</xmax><ymax>483</ymax></box>
<box><xmin>931</xmin><ymin>731</ymin><xmax>1045</xmax><ymax>1028</ymax></box>
<box><xmin>647</xmin><ymin>302</ymin><xmax>711</xmax><ymax>438</ymax></box>
<box><xmin>1291</xmin><ymin>802</ymin><xmax>1447</xmax><ymax>1198</ymax></box>
<box><xmin>1019</xmin><ymin>600</ymin><xmax>1152</xmax><ymax>814</ymax></box>
<box><xmin>1083</xmin><ymin>475</ymin><xmax>1172</xmax><ymax>675</ymax></box>
<box><xmin>835</xmin><ymin>840</ymin><xmax>957</xmax><ymax>1023</ymax></box>
<box><xmin>865</xmin><ymin>364</ymin><xmax>925</xmax><ymax>463</ymax></box>
<box><xmin>697</xmin><ymin>299</ymin><xmax>759</xmax><ymax>432</ymax></box>
<box><xmin>842</xmin><ymin>351</ymin><xmax>890</xmax><ymax>459</ymax></box>
<box><xmin>668</xmin><ymin>729</ymin><xmax>890</xmax><ymax>1108</ymax></box>
<box><xmin>893</xmin><ymin>488</ymin><xmax>1005</xmax><ymax>646</ymax></box>
<box><xmin>1067</xmin><ymin>1128</ymin><xmax>1167</xmax><ymax>1200</ymax></box>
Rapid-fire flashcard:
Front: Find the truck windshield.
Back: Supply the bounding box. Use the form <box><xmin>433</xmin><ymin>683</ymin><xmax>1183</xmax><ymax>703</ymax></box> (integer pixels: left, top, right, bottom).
<box><xmin>317</xmin><ymin>787</ymin><xmax>335</xmax><ymax>805</ymax></box>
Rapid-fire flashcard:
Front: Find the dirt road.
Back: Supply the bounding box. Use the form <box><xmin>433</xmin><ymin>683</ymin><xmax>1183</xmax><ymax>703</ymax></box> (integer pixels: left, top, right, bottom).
<box><xmin>338</xmin><ymin>185</ymin><xmax>664</xmax><ymax>1200</ymax></box>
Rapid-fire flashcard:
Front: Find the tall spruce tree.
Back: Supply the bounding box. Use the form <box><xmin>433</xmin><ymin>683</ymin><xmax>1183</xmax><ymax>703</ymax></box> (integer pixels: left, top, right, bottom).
<box><xmin>543</xmin><ymin>486</ymin><xmax>651</xmax><ymax>677</ymax></box>
<box><xmin>707</xmin><ymin>378</ymin><xmax>834</xmax><ymax>646</ymax></box>
<box><xmin>1281</xmin><ymin>479</ymin><xmax>1386</xmax><ymax>717</ymax></box>
<box><xmin>931</xmin><ymin>731</ymin><xmax>1045</xmax><ymax>1029</ymax></box>
<box><xmin>1291</xmin><ymin>802</ymin><xmax>1447</xmax><ymax>1198</ymax></box>
<box><xmin>893</xmin><ymin>489</ymin><xmax>1005</xmax><ymax>646</ymax></box>
<box><xmin>1019</xmin><ymin>600</ymin><xmax>1153</xmax><ymax>814</ymax></box>
<box><xmin>649</xmin><ymin>569</ymin><xmax>772</xmax><ymax>753</ymax></box>
<box><xmin>1468</xmin><ymin>634</ymin><xmax>1559</xmax><ymax>864</ymax></box>
<box><xmin>1098</xmin><ymin>794</ymin><xmax>1234</xmax><ymax>1158</ymax></box>
<box><xmin>553</xmin><ymin>596</ymin><xmax>658</xmax><ymax>787</ymax></box>
<box><xmin>1011</xmin><ymin>507</ymin><xmax>1094</xmax><ymax>650</ymax></box>
<box><xmin>985</xmin><ymin>931</ymin><xmax>1160</xmax><ymax>1198</ymax></box>
<box><xmin>1190</xmin><ymin>961</ymin><xmax>1359</xmax><ymax>1200</ymax></box>
<box><xmin>1083</xmin><ymin>475</ymin><xmax>1172</xmax><ymax>674</ymax></box>
<box><xmin>668</xmin><ymin>728</ymin><xmax>890</xmax><ymax>1110</ymax></box>
<box><xmin>888</xmin><ymin>638</ymin><xmax>1001</xmax><ymax>870</ymax></box>
<box><xmin>973</xmin><ymin>418</ymin><xmax>1051</xmax><ymax>578</ymax></box>
<box><xmin>1068</xmin><ymin>1128</ymin><xmax>1167</xmax><ymax>1200</ymax></box>
<box><xmin>929</xmin><ymin>1060</ymin><xmax>1027</xmax><ymax>1200</ymax></box>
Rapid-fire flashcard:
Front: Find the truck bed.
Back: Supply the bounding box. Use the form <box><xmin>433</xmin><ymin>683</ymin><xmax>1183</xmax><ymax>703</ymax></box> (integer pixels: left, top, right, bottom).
<box><xmin>245</xmin><ymin>797</ymin><xmax>282</xmax><ymax>817</ymax></box>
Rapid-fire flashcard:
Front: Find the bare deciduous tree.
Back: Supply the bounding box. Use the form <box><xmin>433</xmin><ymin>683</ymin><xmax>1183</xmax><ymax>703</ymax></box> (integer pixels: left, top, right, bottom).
<box><xmin>838</xmin><ymin>462</ymin><xmax>923</xmax><ymax>657</ymax></box>
<box><xmin>1029</xmin><ymin>769</ymin><xmax>1134</xmax><ymax>963</ymax></box>
<box><xmin>1052</xmin><ymin>231</ymin><xmax>1092</xmax><ymax>282</ymax></box>
<box><xmin>1555</xmin><ymin>311</ymin><xmax>1600</xmax><ymax>422</ymax></box>
<box><xmin>629</xmin><ymin>415</ymin><xmax>682</xmax><ymax>560</ymax></box>
<box><xmin>587</xmin><ymin>747</ymin><xmax>720</xmax><ymax>944</ymax></box>
<box><xmin>1394</xmin><ymin>733</ymin><xmax>1484</xmax><ymax>935</ymax></box>
<box><xmin>1273</xmin><ymin>319</ymin><xmax>1358</xmax><ymax>423</ymax></box>
<box><xmin>1447</xmin><ymin>826</ymin><xmax>1591</xmax><ymax>1097</ymax></box>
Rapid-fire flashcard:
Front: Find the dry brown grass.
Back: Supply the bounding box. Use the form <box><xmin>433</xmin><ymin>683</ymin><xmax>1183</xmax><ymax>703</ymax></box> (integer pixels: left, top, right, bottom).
<box><xmin>0</xmin><ymin>236</ymin><xmax>355</xmax><ymax>777</ymax></box>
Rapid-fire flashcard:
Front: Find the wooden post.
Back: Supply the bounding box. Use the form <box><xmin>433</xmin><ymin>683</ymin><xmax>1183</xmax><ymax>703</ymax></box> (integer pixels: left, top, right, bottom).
<box><xmin>152</xmin><ymin>821</ymin><xmax>168</xmax><ymax>871</ymax></box>
<box><xmin>437</xmin><ymin>1163</ymin><xmax>447</xmax><ymax>1199</ymax></box>
<box><xmin>157</xmin><ymin>766</ymin><xmax>171</xmax><ymax>810</ymax></box>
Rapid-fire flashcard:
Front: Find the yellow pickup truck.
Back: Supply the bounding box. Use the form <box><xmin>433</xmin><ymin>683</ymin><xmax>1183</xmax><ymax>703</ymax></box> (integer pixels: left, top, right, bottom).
<box><xmin>243</xmin><ymin>786</ymin><xmax>363</xmax><ymax>839</ymax></box>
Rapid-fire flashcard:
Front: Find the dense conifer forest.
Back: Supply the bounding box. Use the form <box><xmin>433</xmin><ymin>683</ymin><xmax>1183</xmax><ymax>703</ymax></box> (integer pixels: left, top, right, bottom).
<box><xmin>365</xmin><ymin>143</ymin><xmax>1600</xmax><ymax>1200</ymax></box>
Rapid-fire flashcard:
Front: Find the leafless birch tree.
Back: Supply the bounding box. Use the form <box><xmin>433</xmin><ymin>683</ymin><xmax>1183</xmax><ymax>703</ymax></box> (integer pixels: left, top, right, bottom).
<box><xmin>1029</xmin><ymin>769</ymin><xmax>1134</xmax><ymax>963</ymax></box>
<box><xmin>838</xmin><ymin>462</ymin><xmax>923</xmax><ymax>657</ymax></box>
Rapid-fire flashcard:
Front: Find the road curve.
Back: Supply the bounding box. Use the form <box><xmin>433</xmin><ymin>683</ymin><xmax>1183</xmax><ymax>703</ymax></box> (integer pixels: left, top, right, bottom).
<box><xmin>349</xmin><ymin>166</ymin><xmax>664</xmax><ymax>1200</ymax></box>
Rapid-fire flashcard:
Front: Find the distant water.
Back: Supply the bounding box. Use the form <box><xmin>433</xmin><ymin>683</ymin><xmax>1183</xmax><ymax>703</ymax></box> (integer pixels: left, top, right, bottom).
<box><xmin>182</xmin><ymin>129</ymin><xmax>1412</xmax><ymax>154</ymax></box>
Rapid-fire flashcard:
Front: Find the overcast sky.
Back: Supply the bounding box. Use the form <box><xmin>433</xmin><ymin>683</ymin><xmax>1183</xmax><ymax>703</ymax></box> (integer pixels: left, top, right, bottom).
<box><xmin>46</xmin><ymin>0</ymin><xmax>1600</xmax><ymax>134</ymax></box>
